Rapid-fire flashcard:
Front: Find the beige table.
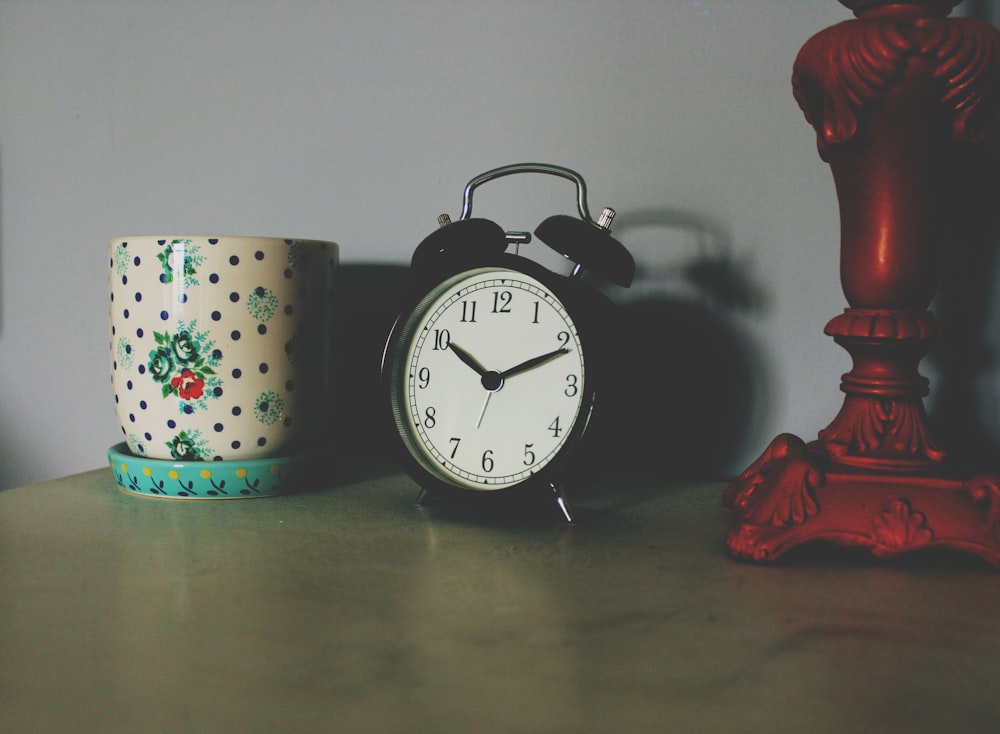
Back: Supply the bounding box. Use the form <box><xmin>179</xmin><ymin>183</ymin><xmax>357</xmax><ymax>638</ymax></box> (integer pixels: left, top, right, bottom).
<box><xmin>2</xmin><ymin>464</ymin><xmax>999</xmax><ymax>733</ymax></box>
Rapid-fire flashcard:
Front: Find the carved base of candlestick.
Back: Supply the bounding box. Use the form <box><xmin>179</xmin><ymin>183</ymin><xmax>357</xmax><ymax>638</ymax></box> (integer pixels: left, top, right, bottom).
<box><xmin>724</xmin><ymin>436</ymin><xmax>1000</xmax><ymax>567</ymax></box>
<box><xmin>723</xmin><ymin>0</ymin><xmax>1000</xmax><ymax>568</ymax></box>
<box><xmin>725</xmin><ymin>308</ymin><xmax>1000</xmax><ymax>567</ymax></box>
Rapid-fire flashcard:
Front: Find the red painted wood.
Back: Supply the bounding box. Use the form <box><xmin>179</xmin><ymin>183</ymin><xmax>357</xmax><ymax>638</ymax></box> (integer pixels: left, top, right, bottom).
<box><xmin>724</xmin><ymin>0</ymin><xmax>1000</xmax><ymax>566</ymax></box>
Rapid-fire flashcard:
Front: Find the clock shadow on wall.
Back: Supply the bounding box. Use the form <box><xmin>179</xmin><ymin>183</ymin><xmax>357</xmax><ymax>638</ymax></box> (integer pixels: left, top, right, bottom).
<box><xmin>331</xmin><ymin>208</ymin><xmax>766</xmax><ymax>484</ymax></box>
<box><xmin>584</xmin><ymin>208</ymin><xmax>767</xmax><ymax>482</ymax></box>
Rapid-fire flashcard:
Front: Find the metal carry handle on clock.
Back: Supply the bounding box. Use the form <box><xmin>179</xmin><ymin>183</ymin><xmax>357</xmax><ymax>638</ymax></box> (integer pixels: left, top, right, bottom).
<box><xmin>415</xmin><ymin>162</ymin><xmax>635</xmax><ymax>288</ymax></box>
<box><xmin>458</xmin><ymin>162</ymin><xmax>598</xmax><ymax>224</ymax></box>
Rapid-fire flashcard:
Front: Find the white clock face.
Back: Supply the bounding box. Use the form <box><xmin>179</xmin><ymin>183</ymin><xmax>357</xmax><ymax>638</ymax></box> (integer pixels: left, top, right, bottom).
<box><xmin>391</xmin><ymin>267</ymin><xmax>587</xmax><ymax>491</ymax></box>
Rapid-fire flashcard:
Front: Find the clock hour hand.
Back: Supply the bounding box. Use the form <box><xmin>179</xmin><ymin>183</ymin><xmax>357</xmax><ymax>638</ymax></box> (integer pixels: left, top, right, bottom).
<box><xmin>447</xmin><ymin>341</ymin><xmax>489</xmax><ymax>377</ymax></box>
<box><xmin>500</xmin><ymin>347</ymin><xmax>569</xmax><ymax>380</ymax></box>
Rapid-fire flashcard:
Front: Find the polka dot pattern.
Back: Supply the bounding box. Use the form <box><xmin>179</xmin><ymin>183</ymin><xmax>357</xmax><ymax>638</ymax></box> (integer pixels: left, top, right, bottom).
<box><xmin>110</xmin><ymin>236</ymin><xmax>337</xmax><ymax>462</ymax></box>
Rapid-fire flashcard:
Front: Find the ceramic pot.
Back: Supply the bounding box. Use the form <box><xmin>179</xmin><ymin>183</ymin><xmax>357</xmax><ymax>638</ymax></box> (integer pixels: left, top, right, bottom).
<box><xmin>110</xmin><ymin>236</ymin><xmax>337</xmax><ymax>461</ymax></box>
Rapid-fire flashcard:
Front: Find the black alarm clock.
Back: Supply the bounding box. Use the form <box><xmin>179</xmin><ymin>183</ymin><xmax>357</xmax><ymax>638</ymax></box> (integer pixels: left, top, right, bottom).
<box><xmin>382</xmin><ymin>163</ymin><xmax>634</xmax><ymax>519</ymax></box>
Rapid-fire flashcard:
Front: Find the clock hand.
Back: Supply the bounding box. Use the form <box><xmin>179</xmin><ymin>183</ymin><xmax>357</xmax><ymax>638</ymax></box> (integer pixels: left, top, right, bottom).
<box><xmin>447</xmin><ymin>341</ymin><xmax>489</xmax><ymax>377</ymax></box>
<box><xmin>476</xmin><ymin>391</ymin><xmax>493</xmax><ymax>429</ymax></box>
<box><xmin>500</xmin><ymin>347</ymin><xmax>569</xmax><ymax>380</ymax></box>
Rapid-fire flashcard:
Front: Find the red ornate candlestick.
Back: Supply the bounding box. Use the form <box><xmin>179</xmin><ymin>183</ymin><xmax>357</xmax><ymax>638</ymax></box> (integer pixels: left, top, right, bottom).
<box><xmin>723</xmin><ymin>0</ymin><xmax>1000</xmax><ymax>565</ymax></box>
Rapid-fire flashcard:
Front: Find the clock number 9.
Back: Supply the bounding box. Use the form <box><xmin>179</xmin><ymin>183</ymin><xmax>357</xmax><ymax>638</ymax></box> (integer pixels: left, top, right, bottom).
<box><xmin>417</xmin><ymin>367</ymin><xmax>430</xmax><ymax>390</ymax></box>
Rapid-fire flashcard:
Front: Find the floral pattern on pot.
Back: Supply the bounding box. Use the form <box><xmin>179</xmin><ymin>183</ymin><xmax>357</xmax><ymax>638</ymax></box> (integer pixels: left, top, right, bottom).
<box><xmin>254</xmin><ymin>390</ymin><xmax>285</xmax><ymax>425</ymax></box>
<box><xmin>166</xmin><ymin>429</ymin><xmax>210</xmax><ymax>461</ymax></box>
<box><xmin>156</xmin><ymin>239</ymin><xmax>204</xmax><ymax>287</ymax></box>
<box><xmin>247</xmin><ymin>286</ymin><xmax>278</xmax><ymax>321</ymax></box>
<box><xmin>146</xmin><ymin>320</ymin><xmax>222</xmax><ymax>412</ymax></box>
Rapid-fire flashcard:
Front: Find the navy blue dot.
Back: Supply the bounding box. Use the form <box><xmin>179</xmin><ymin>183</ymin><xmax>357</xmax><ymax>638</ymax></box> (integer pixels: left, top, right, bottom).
<box><xmin>122</xmin><ymin>275</ymin><xmax>128</xmax><ymax>285</ymax></box>
<box><xmin>209</xmin><ymin>238</ymin><xmax>219</xmax><ymax>244</ymax></box>
<box><xmin>232</xmin><ymin>368</ymin><xmax>242</xmax><ymax>378</ymax></box>
<box><xmin>167</xmin><ymin>419</ymin><xmax>177</xmax><ymax>429</ymax></box>
<box><xmin>254</xmin><ymin>250</ymin><xmax>264</xmax><ymax>260</ymax></box>
<box><xmin>144</xmin><ymin>432</ymin><xmax>152</xmax><ymax>441</ymax></box>
<box><xmin>182</xmin><ymin>404</ymin><xmax>194</xmax><ymax>414</ymax></box>
<box><xmin>210</xmin><ymin>273</ymin><xmax>220</xmax><ymax>283</ymax></box>
<box><xmin>136</xmin><ymin>327</ymin><xmax>144</xmax><ymax>337</ymax></box>
<box><xmin>231</xmin><ymin>440</ymin><xmax>241</xmax><ymax>449</ymax></box>
<box><xmin>259</xmin><ymin>363</ymin><xmax>269</xmax><ymax>374</ymax></box>
<box><xmin>283</xmin><ymin>417</ymin><xmax>293</xmax><ymax>427</ymax></box>
<box><xmin>257</xmin><ymin>324</ymin><xmax>267</xmax><ymax>335</ymax></box>
<box><xmin>213</xmin><ymin>386</ymin><xmax>223</xmax><ymax>397</ymax></box>
<box><xmin>137</xmin><ymin>365</ymin><xmax>145</xmax><ymax>375</ymax></box>
<box><xmin>139</xmin><ymin>400</ymin><xmax>147</xmax><ymax>409</ymax></box>
<box><xmin>128</xmin><ymin>413</ymin><xmax>136</xmax><ymax>423</ymax></box>
<box><xmin>133</xmin><ymin>256</ymin><xmax>141</xmax><ymax>266</ymax></box>
<box><xmin>214</xmin><ymin>423</ymin><xmax>224</xmax><ymax>432</ymax></box>
<box><xmin>178</xmin><ymin>293</ymin><xmax>188</xmax><ymax>304</ymax></box>
<box><xmin>229</xmin><ymin>255</ymin><xmax>239</xmax><ymax>265</ymax></box>
<box><xmin>211</xmin><ymin>311</ymin><xmax>222</xmax><ymax>321</ymax></box>
<box><xmin>127</xmin><ymin>380</ymin><xmax>134</xmax><ymax>389</ymax></box>
<box><xmin>229</xmin><ymin>292</ymin><xmax>239</xmax><ymax>303</ymax></box>
<box><xmin>284</xmin><ymin>268</ymin><xmax>293</xmax><ymax>278</ymax></box>
<box><xmin>159</xmin><ymin>274</ymin><xmax>167</xmax><ymax>283</ymax></box>
<box><xmin>231</xmin><ymin>330</ymin><xmax>241</xmax><ymax>340</ymax></box>
<box><xmin>232</xmin><ymin>406</ymin><xmax>242</xmax><ymax>416</ymax></box>
<box><xmin>112</xmin><ymin>360</ymin><xmax>118</xmax><ymax>370</ymax></box>
<box><xmin>134</xmin><ymin>291</ymin><xmax>141</xmax><ymax>301</ymax></box>
<box><xmin>212</xmin><ymin>349</ymin><xmax>222</xmax><ymax>359</ymax></box>
<box><xmin>259</xmin><ymin>400</ymin><xmax>270</xmax><ymax>412</ymax></box>
<box><xmin>160</xmin><ymin>310</ymin><xmax>169</xmax><ymax>320</ymax></box>
<box><xmin>284</xmin><ymin>305</ymin><xmax>294</xmax><ymax>315</ymax></box>
<box><xmin>257</xmin><ymin>437</ymin><xmax>267</xmax><ymax>447</ymax></box>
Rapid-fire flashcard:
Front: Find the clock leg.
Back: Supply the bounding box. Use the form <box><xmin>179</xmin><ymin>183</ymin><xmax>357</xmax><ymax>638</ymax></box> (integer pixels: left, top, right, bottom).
<box><xmin>551</xmin><ymin>482</ymin><xmax>574</xmax><ymax>523</ymax></box>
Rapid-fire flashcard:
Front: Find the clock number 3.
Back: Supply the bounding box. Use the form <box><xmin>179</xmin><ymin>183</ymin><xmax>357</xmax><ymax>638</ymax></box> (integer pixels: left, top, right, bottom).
<box><xmin>564</xmin><ymin>374</ymin><xmax>579</xmax><ymax>397</ymax></box>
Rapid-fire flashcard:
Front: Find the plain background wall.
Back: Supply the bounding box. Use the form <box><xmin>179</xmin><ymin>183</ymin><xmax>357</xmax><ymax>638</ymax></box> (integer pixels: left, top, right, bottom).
<box><xmin>0</xmin><ymin>0</ymin><xmax>995</xmax><ymax>490</ymax></box>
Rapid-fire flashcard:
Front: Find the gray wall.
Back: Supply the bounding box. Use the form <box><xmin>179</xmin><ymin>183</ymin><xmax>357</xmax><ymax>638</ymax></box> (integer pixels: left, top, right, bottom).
<box><xmin>1</xmin><ymin>1</ymin><xmax>992</xmax><ymax>489</ymax></box>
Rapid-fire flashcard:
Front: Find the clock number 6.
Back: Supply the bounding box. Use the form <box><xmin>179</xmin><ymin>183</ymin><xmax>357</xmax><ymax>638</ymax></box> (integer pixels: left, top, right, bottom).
<box><xmin>482</xmin><ymin>449</ymin><xmax>494</xmax><ymax>473</ymax></box>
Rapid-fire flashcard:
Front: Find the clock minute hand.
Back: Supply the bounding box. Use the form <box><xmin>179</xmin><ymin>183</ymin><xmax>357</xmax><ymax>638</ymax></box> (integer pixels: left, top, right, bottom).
<box><xmin>500</xmin><ymin>348</ymin><xmax>569</xmax><ymax>380</ymax></box>
<box><xmin>448</xmin><ymin>342</ymin><xmax>489</xmax><ymax>377</ymax></box>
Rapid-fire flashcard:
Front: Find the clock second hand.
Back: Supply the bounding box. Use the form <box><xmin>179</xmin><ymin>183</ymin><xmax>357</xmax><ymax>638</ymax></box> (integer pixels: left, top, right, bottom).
<box><xmin>476</xmin><ymin>391</ymin><xmax>492</xmax><ymax>429</ymax></box>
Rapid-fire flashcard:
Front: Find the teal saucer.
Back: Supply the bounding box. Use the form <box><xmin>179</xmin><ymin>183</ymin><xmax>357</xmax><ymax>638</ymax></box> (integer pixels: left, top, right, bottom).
<box><xmin>107</xmin><ymin>443</ymin><xmax>323</xmax><ymax>499</ymax></box>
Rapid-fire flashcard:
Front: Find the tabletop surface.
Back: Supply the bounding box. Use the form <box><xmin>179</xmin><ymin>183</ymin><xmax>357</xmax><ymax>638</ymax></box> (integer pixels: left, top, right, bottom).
<box><xmin>2</xmin><ymin>463</ymin><xmax>999</xmax><ymax>733</ymax></box>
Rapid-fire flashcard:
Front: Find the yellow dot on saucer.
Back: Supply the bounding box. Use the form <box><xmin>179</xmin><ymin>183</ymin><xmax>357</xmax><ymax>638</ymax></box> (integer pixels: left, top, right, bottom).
<box><xmin>120</xmin><ymin>463</ymin><xmax>128</xmax><ymax>472</ymax></box>
<box><xmin>200</xmin><ymin>469</ymin><xmax>212</xmax><ymax>479</ymax></box>
<box><xmin>271</xmin><ymin>464</ymin><xmax>281</xmax><ymax>474</ymax></box>
<box><xmin>236</xmin><ymin>468</ymin><xmax>247</xmax><ymax>478</ymax></box>
<box><xmin>168</xmin><ymin>470</ymin><xmax>179</xmax><ymax>480</ymax></box>
<box><xmin>143</xmin><ymin>467</ymin><xmax>153</xmax><ymax>476</ymax></box>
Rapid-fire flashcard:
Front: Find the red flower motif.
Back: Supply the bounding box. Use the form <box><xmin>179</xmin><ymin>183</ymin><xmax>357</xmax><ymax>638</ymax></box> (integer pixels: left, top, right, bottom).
<box><xmin>171</xmin><ymin>369</ymin><xmax>205</xmax><ymax>400</ymax></box>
